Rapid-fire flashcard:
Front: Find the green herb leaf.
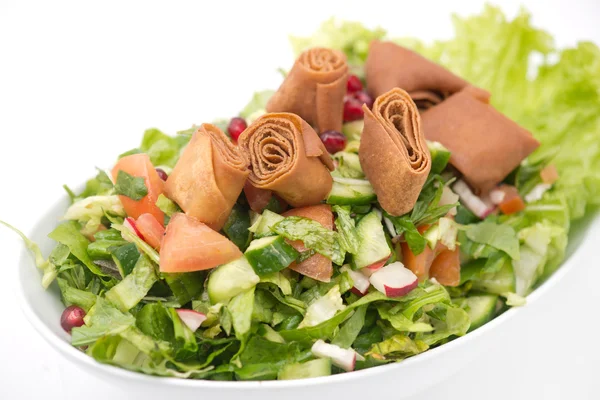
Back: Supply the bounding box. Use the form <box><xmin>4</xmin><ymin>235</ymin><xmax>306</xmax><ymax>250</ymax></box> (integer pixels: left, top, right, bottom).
<box><xmin>114</xmin><ymin>170</ymin><xmax>148</xmax><ymax>201</ymax></box>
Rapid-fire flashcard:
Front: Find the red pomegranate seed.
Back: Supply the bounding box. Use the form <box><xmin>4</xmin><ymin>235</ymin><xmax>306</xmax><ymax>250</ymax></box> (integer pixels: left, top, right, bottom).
<box><xmin>61</xmin><ymin>305</ymin><xmax>86</xmax><ymax>333</ymax></box>
<box><xmin>354</xmin><ymin>91</ymin><xmax>374</xmax><ymax>109</ymax></box>
<box><xmin>346</xmin><ymin>75</ymin><xmax>363</xmax><ymax>93</ymax></box>
<box><xmin>343</xmin><ymin>97</ymin><xmax>364</xmax><ymax>122</ymax></box>
<box><xmin>228</xmin><ymin>117</ymin><xmax>247</xmax><ymax>142</ymax></box>
<box><xmin>319</xmin><ymin>130</ymin><xmax>347</xmax><ymax>154</ymax></box>
<box><xmin>155</xmin><ymin>168</ymin><xmax>168</xmax><ymax>181</ymax></box>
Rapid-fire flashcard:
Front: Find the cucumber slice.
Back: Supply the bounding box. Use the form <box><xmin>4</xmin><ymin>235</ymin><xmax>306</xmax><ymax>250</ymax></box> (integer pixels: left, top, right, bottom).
<box><xmin>341</xmin><ymin>120</ymin><xmax>364</xmax><ymax>141</ymax></box>
<box><xmin>111</xmin><ymin>243</ymin><xmax>141</xmax><ymax>277</ymax></box>
<box><xmin>327</xmin><ymin>180</ymin><xmax>376</xmax><ymax>206</ymax></box>
<box><xmin>278</xmin><ymin>358</ymin><xmax>331</xmax><ymax>380</ymax></box>
<box><xmin>207</xmin><ymin>256</ymin><xmax>260</xmax><ymax>304</ymax></box>
<box><xmin>455</xmin><ymin>294</ymin><xmax>499</xmax><ymax>331</ymax></box>
<box><xmin>162</xmin><ymin>271</ymin><xmax>205</xmax><ymax>305</ymax></box>
<box><xmin>352</xmin><ymin>211</ymin><xmax>391</xmax><ymax>269</ymax></box>
<box><xmin>471</xmin><ymin>261</ymin><xmax>516</xmax><ymax>295</ymax></box>
<box><xmin>223</xmin><ymin>203</ymin><xmax>252</xmax><ymax>251</ymax></box>
<box><xmin>427</xmin><ymin>140</ymin><xmax>451</xmax><ymax>174</ymax></box>
<box><xmin>88</xmin><ymin>239</ymin><xmax>126</xmax><ymax>260</ymax></box>
<box><xmin>245</xmin><ymin>236</ymin><xmax>299</xmax><ymax>276</ymax></box>
<box><xmin>93</xmin><ymin>228</ymin><xmax>124</xmax><ymax>241</ymax></box>
<box><xmin>248</xmin><ymin>210</ymin><xmax>284</xmax><ymax>239</ymax></box>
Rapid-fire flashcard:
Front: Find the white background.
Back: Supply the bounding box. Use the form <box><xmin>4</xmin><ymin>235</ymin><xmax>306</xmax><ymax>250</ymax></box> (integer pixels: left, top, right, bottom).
<box><xmin>1</xmin><ymin>0</ymin><xmax>599</xmax><ymax>399</ymax></box>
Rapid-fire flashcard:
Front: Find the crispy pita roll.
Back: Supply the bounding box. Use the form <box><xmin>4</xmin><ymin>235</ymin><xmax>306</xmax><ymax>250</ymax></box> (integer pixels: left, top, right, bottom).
<box><xmin>359</xmin><ymin>88</ymin><xmax>431</xmax><ymax>216</ymax></box>
<box><xmin>165</xmin><ymin>124</ymin><xmax>249</xmax><ymax>231</ymax></box>
<box><xmin>266</xmin><ymin>47</ymin><xmax>348</xmax><ymax>132</ymax></box>
<box><xmin>422</xmin><ymin>88</ymin><xmax>540</xmax><ymax>193</ymax></box>
<box><xmin>238</xmin><ymin>112</ymin><xmax>334</xmax><ymax>207</ymax></box>
<box><xmin>366</xmin><ymin>40</ymin><xmax>490</xmax><ymax>110</ymax></box>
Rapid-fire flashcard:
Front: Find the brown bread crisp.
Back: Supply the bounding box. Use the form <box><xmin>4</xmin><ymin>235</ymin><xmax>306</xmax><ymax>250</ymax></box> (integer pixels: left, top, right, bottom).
<box><xmin>266</xmin><ymin>47</ymin><xmax>348</xmax><ymax>132</ymax></box>
<box><xmin>238</xmin><ymin>112</ymin><xmax>334</xmax><ymax>207</ymax></box>
<box><xmin>422</xmin><ymin>88</ymin><xmax>540</xmax><ymax>193</ymax></box>
<box><xmin>359</xmin><ymin>88</ymin><xmax>431</xmax><ymax>216</ymax></box>
<box><xmin>165</xmin><ymin>124</ymin><xmax>249</xmax><ymax>231</ymax></box>
<box><xmin>366</xmin><ymin>40</ymin><xmax>489</xmax><ymax>110</ymax></box>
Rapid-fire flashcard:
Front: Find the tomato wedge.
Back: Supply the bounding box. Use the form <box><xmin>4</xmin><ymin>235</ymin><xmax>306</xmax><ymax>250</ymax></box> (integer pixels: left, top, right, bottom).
<box><xmin>112</xmin><ymin>154</ymin><xmax>165</xmax><ymax>224</ymax></box>
<box><xmin>160</xmin><ymin>213</ymin><xmax>242</xmax><ymax>273</ymax></box>
<box><xmin>283</xmin><ymin>204</ymin><xmax>334</xmax><ymax>282</ymax></box>
<box><xmin>243</xmin><ymin>182</ymin><xmax>273</xmax><ymax>213</ymax></box>
<box><xmin>429</xmin><ymin>248</ymin><xmax>461</xmax><ymax>286</ymax></box>
<box><xmin>136</xmin><ymin>213</ymin><xmax>165</xmax><ymax>250</ymax></box>
<box><xmin>496</xmin><ymin>185</ymin><xmax>525</xmax><ymax>215</ymax></box>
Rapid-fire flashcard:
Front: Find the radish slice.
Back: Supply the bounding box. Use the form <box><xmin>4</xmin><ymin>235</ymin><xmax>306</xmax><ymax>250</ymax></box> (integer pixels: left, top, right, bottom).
<box><xmin>489</xmin><ymin>189</ymin><xmax>506</xmax><ymax>205</ymax></box>
<box><xmin>524</xmin><ymin>183</ymin><xmax>552</xmax><ymax>203</ymax></box>
<box><xmin>370</xmin><ymin>262</ymin><xmax>418</xmax><ymax>297</ymax></box>
<box><xmin>311</xmin><ymin>340</ymin><xmax>361</xmax><ymax>372</ymax></box>
<box><xmin>439</xmin><ymin>186</ymin><xmax>459</xmax><ymax>216</ymax></box>
<box><xmin>176</xmin><ymin>309</ymin><xmax>207</xmax><ymax>332</ymax></box>
<box><xmin>123</xmin><ymin>217</ymin><xmax>144</xmax><ymax>241</ymax></box>
<box><xmin>360</xmin><ymin>256</ymin><xmax>389</xmax><ymax>277</ymax></box>
<box><xmin>341</xmin><ymin>265</ymin><xmax>370</xmax><ymax>295</ymax></box>
<box><xmin>453</xmin><ymin>180</ymin><xmax>495</xmax><ymax>218</ymax></box>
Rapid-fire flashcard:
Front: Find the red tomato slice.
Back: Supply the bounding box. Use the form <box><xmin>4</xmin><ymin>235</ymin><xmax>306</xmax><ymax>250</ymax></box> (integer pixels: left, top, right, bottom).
<box><xmin>159</xmin><ymin>213</ymin><xmax>242</xmax><ymax>273</ymax></box>
<box><xmin>112</xmin><ymin>154</ymin><xmax>165</xmax><ymax>224</ymax></box>
<box><xmin>283</xmin><ymin>204</ymin><xmax>334</xmax><ymax>282</ymax></box>
<box><xmin>496</xmin><ymin>185</ymin><xmax>525</xmax><ymax>215</ymax></box>
<box><xmin>243</xmin><ymin>182</ymin><xmax>273</xmax><ymax>213</ymax></box>
<box><xmin>136</xmin><ymin>213</ymin><xmax>165</xmax><ymax>251</ymax></box>
<box><xmin>429</xmin><ymin>248</ymin><xmax>461</xmax><ymax>286</ymax></box>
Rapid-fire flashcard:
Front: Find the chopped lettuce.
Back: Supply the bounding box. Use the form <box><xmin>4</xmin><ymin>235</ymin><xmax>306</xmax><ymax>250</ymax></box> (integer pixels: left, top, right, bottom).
<box><xmin>333</xmin><ymin>205</ymin><xmax>360</xmax><ymax>254</ymax></box>
<box><xmin>240</xmin><ymin>90</ymin><xmax>274</xmax><ymax>120</ymax></box>
<box><xmin>298</xmin><ymin>285</ymin><xmax>345</xmax><ymax>328</ymax></box>
<box><xmin>1</xmin><ymin>220</ymin><xmax>58</xmax><ymax>288</ymax></box>
<box><xmin>272</xmin><ymin>217</ymin><xmax>345</xmax><ymax>265</ymax></box>
<box><xmin>138</xmin><ymin>128</ymin><xmax>190</xmax><ymax>168</ymax></box>
<box><xmin>63</xmin><ymin>195</ymin><xmax>125</xmax><ymax>237</ymax></box>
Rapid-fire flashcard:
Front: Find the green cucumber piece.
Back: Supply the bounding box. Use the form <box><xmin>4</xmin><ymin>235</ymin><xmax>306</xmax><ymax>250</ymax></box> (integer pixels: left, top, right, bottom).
<box><xmin>463</xmin><ymin>294</ymin><xmax>499</xmax><ymax>331</ymax></box>
<box><xmin>88</xmin><ymin>239</ymin><xmax>126</xmax><ymax>260</ymax></box>
<box><xmin>427</xmin><ymin>140</ymin><xmax>452</xmax><ymax>174</ymax></box>
<box><xmin>111</xmin><ymin>243</ymin><xmax>141</xmax><ymax>277</ymax></box>
<box><xmin>327</xmin><ymin>180</ymin><xmax>376</xmax><ymax>206</ymax></box>
<box><xmin>245</xmin><ymin>236</ymin><xmax>299</xmax><ymax>276</ymax></box>
<box><xmin>93</xmin><ymin>228</ymin><xmax>124</xmax><ymax>241</ymax></box>
<box><xmin>278</xmin><ymin>358</ymin><xmax>331</xmax><ymax>380</ymax></box>
<box><xmin>352</xmin><ymin>211</ymin><xmax>391</xmax><ymax>269</ymax></box>
<box><xmin>471</xmin><ymin>261</ymin><xmax>516</xmax><ymax>295</ymax></box>
<box><xmin>341</xmin><ymin>120</ymin><xmax>364</xmax><ymax>141</ymax></box>
<box><xmin>207</xmin><ymin>256</ymin><xmax>260</xmax><ymax>304</ymax></box>
<box><xmin>223</xmin><ymin>203</ymin><xmax>252</xmax><ymax>251</ymax></box>
<box><xmin>163</xmin><ymin>271</ymin><xmax>206</xmax><ymax>305</ymax></box>
<box><xmin>105</xmin><ymin>255</ymin><xmax>158</xmax><ymax>311</ymax></box>
<box><xmin>248</xmin><ymin>210</ymin><xmax>284</xmax><ymax>239</ymax></box>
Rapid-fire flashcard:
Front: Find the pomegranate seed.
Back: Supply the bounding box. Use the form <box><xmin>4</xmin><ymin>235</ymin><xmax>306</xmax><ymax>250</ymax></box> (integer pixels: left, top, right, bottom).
<box><xmin>61</xmin><ymin>305</ymin><xmax>86</xmax><ymax>333</ymax></box>
<box><xmin>155</xmin><ymin>168</ymin><xmax>168</xmax><ymax>181</ymax></box>
<box><xmin>346</xmin><ymin>75</ymin><xmax>363</xmax><ymax>93</ymax></box>
<box><xmin>343</xmin><ymin>97</ymin><xmax>364</xmax><ymax>122</ymax></box>
<box><xmin>353</xmin><ymin>91</ymin><xmax>374</xmax><ymax>109</ymax></box>
<box><xmin>228</xmin><ymin>117</ymin><xmax>247</xmax><ymax>142</ymax></box>
<box><xmin>319</xmin><ymin>130</ymin><xmax>347</xmax><ymax>154</ymax></box>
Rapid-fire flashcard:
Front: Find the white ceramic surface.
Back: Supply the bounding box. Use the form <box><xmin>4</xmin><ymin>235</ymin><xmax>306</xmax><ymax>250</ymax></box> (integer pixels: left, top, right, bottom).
<box><xmin>16</xmin><ymin>190</ymin><xmax>600</xmax><ymax>399</ymax></box>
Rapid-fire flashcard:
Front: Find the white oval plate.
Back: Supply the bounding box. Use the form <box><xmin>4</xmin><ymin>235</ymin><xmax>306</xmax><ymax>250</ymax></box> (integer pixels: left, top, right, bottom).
<box><xmin>16</xmin><ymin>192</ymin><xmax>599</xmax><ymax>399</ymax></box>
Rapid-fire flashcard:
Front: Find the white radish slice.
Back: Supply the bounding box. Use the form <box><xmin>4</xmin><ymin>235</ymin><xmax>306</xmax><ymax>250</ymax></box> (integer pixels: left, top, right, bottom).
<box><xmin>341</xmin><ymin>265</ymin><xmax>370</xmax><ymax>295</ymax></box>
<box><xmin>453</xmin><ymin>180</ymin><xmax>495</xmax><ymax>218</ymax></box>
<box><xmin>524</xmin><ymin>183</ymin><xmax>552</xmax><ymax>203</ymax></box>
<box><xmin>123</xmin><ymin>217</ymin><xmax>144</xmax><ymax>241</ymax></box>
<box><xmin>439</xmin><ymin>186</ymin><xmax>459</xmax><ymax>216</ymax></box>
<box><xmin>360</xmin><ymin>257</ymin><xmax>389</xmax><ymax>277</ymax></box>
<box><xmin>311</xmin><ymin>340</ymin><xmax>360</xmax><ymax>372</ymax></box>
<box><xmin>489</xmin><ymin>189</ymin><xmax>506</xmax><ymax>205</ymax></box>
<box><xmin>369</xmin><ymin>262</ymin><xmax>418</xmax><ymax>297</ymax></box>
<box><xmin>176</xmin><ymin>309</ymin><xmax>207</xmax><ymax>332</ymax></box>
